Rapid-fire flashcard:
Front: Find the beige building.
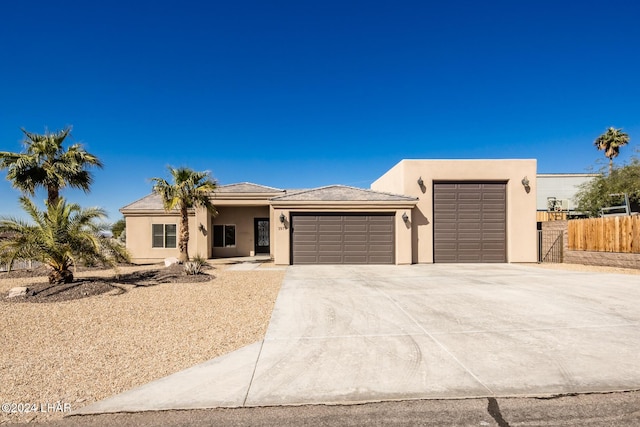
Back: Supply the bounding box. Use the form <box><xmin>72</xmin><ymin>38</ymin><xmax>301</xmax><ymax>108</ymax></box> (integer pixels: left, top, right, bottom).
<box><xmin>121</xmin><ymin>159</ymin><xmax>537</xmax><ymax>265</ymax></box>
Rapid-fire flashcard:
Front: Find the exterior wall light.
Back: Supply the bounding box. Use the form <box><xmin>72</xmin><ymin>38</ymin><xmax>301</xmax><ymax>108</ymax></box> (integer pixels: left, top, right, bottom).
<box><xmin>521</xmin><ymin>176</ymin><xmax>531</xmax><ymax>194</ymax></box>
<box><xmin>402</xmin><ymin>212</ymin><xmax>409</xmax><ymax>222</ymax></box>
<box><xmin>279</xmin><ymin>213</ymin><xmax>286</xmax><ymax>223</ymax></box>
<box><xmin>417</xmin><ymin>177</ymin><xmax>424</xmax><ymax>187</ymax></box>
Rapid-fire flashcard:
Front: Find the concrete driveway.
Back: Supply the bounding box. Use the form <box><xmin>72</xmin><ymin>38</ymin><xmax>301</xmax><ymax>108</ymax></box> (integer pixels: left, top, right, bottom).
<box><xmin>76</xmin><ymin>264</ymin><xmax>640</xmax><ymax>414</ymax></box>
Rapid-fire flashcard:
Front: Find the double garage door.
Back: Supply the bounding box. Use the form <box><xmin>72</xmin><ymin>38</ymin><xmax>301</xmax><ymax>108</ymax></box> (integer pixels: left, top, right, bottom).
<box><xmin>433</xmin><ymin>182</ymin><xmax>507</xmax><ymax>263</ymax></box>
<box><xmin>291</xmin><ymin>213</ymin><xmax>395</xmax><ymax>264</ymax></box>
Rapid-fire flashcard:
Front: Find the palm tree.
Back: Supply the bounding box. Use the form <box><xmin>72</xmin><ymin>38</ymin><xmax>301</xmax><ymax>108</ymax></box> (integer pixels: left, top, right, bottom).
<box><xmin>0</xmin><ymin>197</ymin><xmax>130</xmax><ymax>284</ymax></box>
<box><xmin>594</xmin><ymin>127</ymin><xmax>630</xmax><ymax>176</ymax></box>
<box><xmin>0</xmin><ymin>127</ymin><xmax>103</xmax><ymax>205</ymax></box>
<box><xmin>151</xmin><ymin>167</ymin><xmax>217</xmax><ymax>262</ymax></box>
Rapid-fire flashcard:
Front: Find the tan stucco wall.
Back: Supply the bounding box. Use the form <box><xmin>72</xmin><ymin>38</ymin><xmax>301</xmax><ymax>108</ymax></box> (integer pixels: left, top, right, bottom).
<box><xmin>371</xmin><ymin>159</ymin><xmax>538</xmax><ymax>263</ymax></box>
<box><xmin>271</xmin><ymin>205</ymin><xmax>414</xmax><ymax>265</ymax></box>
<box><xmin>125</xmin><ymin>212</ymin><xmax>199</xmax><ymax>264</ymax></box>
<box><xmin>210</xmin><ymin>206</ymin><xmax>270</xmax><ymax>258</ymax></box>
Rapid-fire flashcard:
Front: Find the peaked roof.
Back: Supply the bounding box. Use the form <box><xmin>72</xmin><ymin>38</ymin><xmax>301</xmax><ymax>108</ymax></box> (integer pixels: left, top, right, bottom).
<box><xmin>270</xmin><ymin>185</ymin><xmax>418</xmax><ymax>202</ymax></box>
<box><xmin>216</xmin><ymin>182</ymin><xmax>284</xmax><ymax>193</ymax></box>
<box><xmin>120</xmin><ymin>193</ymin><xmax>166</xmax><ymax>211</ymax></box>
<box><xmin>121</xmin><ymin>184</ymin><xmax>417</xmax><ymax>212</ymax></box>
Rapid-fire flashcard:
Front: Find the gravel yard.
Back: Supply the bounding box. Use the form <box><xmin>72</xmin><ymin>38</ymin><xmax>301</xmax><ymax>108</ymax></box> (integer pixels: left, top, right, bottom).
<box><xmin>0</xmin><ymin>264</ymin><xmax>284</xmax><ymax>424</ymax></box>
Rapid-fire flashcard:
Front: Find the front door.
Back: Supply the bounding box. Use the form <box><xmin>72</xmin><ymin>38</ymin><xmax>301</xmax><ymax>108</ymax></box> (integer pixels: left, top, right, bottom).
<box><xmin>254</xmin><ymin>218</ymin><xmax>270</xmax><ymax>254</ymax></box>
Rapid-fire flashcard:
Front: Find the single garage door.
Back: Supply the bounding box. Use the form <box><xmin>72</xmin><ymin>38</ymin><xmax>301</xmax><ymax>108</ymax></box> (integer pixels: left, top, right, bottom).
<box><xmin>291</xmin><ymin>213</ymin><xmax>395</xmax><ymax>264</ymax></box>
<box><xmin>433</xmin><ymin>182</ymin><xmax>506</xmax><ymax>263</ymax></box>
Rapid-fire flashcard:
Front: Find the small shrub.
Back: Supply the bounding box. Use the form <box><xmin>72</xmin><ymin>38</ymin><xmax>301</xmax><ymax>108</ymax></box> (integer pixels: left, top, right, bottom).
<box><xmin>184</xmin><ymin>254</ymin><xmax>207</xmax><ymax>275</ymax></box>
<box><xmin>184</xmin><ymin>261</ymin><xmax>202</xmax><ymax>275</ymax></box>
<box><xmin>191</xmin><ymin>253</ymin><xmax>207</xmax><ymax>265</ymax></box>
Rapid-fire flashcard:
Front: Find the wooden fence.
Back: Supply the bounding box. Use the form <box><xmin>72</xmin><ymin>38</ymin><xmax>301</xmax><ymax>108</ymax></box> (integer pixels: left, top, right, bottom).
<box><xmin>568</xmin><ymin>216</ymin><xmax>640</xmax><ymax>253</ymax></box>
<box><xmin>536</xmin><ymin>211</ymin><xmax>568</xmax><ymax>222</ymax></box>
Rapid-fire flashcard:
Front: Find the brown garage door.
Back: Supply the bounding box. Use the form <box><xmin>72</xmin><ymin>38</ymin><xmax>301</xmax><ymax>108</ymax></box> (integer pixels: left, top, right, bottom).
<box><xmin>291</xmin><ymin>213</ymin><xmax>395</xmax><ymax>264</ymax></box>
<box><xmin>433</xmin><ymin>182</ymin><xmax>506</xmax><ymax>263</ymax></box>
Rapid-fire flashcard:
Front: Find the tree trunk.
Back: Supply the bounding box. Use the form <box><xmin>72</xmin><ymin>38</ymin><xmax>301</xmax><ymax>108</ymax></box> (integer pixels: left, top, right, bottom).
<box><xmin>179</xmin><ymin>206</ymin><xmax>190</xmax><ymax>262</ymax></box>
<box><xmin>49</xmin><ymin>268</ymin><xmax>73</xmax><ymax>284</ymax></box>
<box><xmin>47</xmin><ymin>184</ymin><xmax>60</xmax><ymax>206</ymax></box>
<box><xmin>609</xmin><ymin>158</ymin><xmax>613</xmax><ymax>176</ymax></box>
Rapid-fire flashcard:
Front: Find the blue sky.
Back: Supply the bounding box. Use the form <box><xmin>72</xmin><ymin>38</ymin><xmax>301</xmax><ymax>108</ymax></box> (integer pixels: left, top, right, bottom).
<box><xmin>1</xmin><ymin>1</ymin><xmax>639</xmax><ymax>222</ymax></box>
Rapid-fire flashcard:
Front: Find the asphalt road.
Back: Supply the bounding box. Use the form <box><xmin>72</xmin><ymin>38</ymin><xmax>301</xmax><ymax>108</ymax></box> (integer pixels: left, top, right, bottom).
<box><xmin>6</xmin><ymin>391</ymin><xmax>640</xmax><ymax>427</ymax></box>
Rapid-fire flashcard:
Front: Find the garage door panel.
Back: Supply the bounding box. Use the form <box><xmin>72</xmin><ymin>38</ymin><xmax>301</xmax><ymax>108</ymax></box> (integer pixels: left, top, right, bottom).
<box><xmin>369</xmin><ymin>234</ymin><xmax>394</xmax><ymax>243</ymax></box>
<box><xmin>293</xmin><ymin>224</ymin><xmax>318</xmax><ymax>233</ymax></box>
<box><xmin>293</xmin><ymin>234</ymin><xmax>318</xmax><ymax>243</ymax></box>
<box><xmin>458</xmin><ymin>193</ymin><xmax>482</xmax><ymax>201</ymax></box>
<box><xmin>483</xmin><ymin>242</ymin><xmax>506</xmax><ymax>250</ymax></box>
<box><xmin>434</xmin><ymin>182</ymin><xmax>506</xmax><ymax>263</ymax></box>
<box><xmin>483</xmin><ymin>212</ymin><xmax>506</xmax><ymax>220</ymax></box>
<box><xmin>344</xmin><ymin>215</ymin><xmax>368</xmax><ymax>221</ymax></box>
<box><xmin>369</xmin><ymin>242</ymin><xmax>393</xmax><ymax>251</ymax></box>
<box><xmin>368</xmin><ymin>215</ymin><xmax>393</xmax><ymax>222</ymax></box>
<box><xmin>370</xmin><ymin>225</ymin><xmax>394</xmax><ymax>233</ymax></box>
<box><xmin>458</xmin><ymin>223</ymin><xmax>481</xmax><ymax>230</ymax></box>
<box><xmin>319</xmin><ymin>224</ymin><xmax>342</xmax><ymax>232</ymax></box>
<box><xmin>343</xmin><ymin>256</ymin><xmax>368</xmax><ymax>264</ymax></box>
<box><xmin>319</xmin><ymin>244</ymin><xmax>343</xmax><ymax>252</ymax></box>
<box><xmin>291</xmin><ymin>214</ymin><xmax>395</xmax><ymax>264</ymax></box>
<box><xmin>318</xmin><ymin>255</ymin><xmax>343</xmax><ymax>263</ymax></box>
<box><xmin>369</xmin><ymin>255</ymin><xmax>394</xmax><ymax>263</ymax></box>
<box><xmin>318</xmin><ymin>234</ymin><xmax>342</xmax><ymax>242</ymax></box>
<box><xmin>458</xmin><ymin>242</ymin><xmax>482</xmax><ymax>251</ymax></box>
<box><xmin>457</xmin><ymin>213</ymin><xmax>482</xmax><ymax>221</ymax></box>
<box><xmin>458</xmin><ymin>254</ymin><xmax>482</xmax><ymax>262</ymax></box>
<box><xmin>293</xmin><ymin>244</ymin><xmax>318</xmax><ymax>251</ymax></box>
<box><xmin>344</xmin><ymin>224</ymin><xmax>367</xmax><ymax>232</ymax></box>
<box><xmin>458</xmin><ymin>232</ymin><xmax>482</xmax><ymax>240</ymax></box>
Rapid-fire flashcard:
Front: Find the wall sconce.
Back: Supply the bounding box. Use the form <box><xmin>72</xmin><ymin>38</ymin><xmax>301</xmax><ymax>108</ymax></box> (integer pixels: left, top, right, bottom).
<box><xmin>417</xmin><ymin>177</ymin><xmax>424</xmax><ymax>187</ymax></box>
<box><xmin>279</xmin><ymin>213</ymin><xmax>286</xmax><ymax>223</ymax></box>
<box><xmin>402</xmin><ymin>212</ymin><xmax>409</xmax><ymax>222</ymax></box>
<box><xmin>521</xmin><ymin>176</ymin><xmax>531</xmax><ymax>193</ymax></box>
<box><xmin>198</xmin><ymin>223</ymin><xmax>207</xmax><ymax>236</ymax></box>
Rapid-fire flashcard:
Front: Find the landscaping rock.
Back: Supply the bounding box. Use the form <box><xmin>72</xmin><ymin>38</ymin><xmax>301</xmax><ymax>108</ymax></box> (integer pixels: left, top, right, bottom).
<box><xmin>164</xmin><ymin>257</ymin><xmax>180</xmax><ymax>267</ymax></box>
<box><xmin>7</xmin><ymin>286</ymin><xmax>28</xmax><ymax>298</ymax></box>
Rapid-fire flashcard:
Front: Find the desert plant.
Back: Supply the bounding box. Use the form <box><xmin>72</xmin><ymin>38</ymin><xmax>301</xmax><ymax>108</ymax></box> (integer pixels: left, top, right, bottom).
<box><xmin>0</xmin><ymin>197</ymin><xmax>130</xmax><ymax>284</ymax></box>
<box><xmin>0</xmin><ymin>127</ymin><xmax>103</xmax><ymax>205</ymax></box>
<box><xmin>184</xmin><ymin>253</ymin><xmax>207</xmax><ymax>275</ymax></box>
<box><xmin>151</xmin><ymin>167</ymin><xmax>217</xmax><ymax>262</ymax></box>
<box><xmin>183</xmin><ymin>261</ymin><xmax>202</xmax><ymax>275</ymax></box>
<box><xmin>111</xmin><ymin>218</ymin><xmax>126</xmax><ymax>239</ymax></box>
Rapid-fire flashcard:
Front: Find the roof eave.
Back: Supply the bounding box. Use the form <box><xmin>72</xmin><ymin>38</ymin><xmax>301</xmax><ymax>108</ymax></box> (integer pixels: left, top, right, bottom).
<box><xmin>269</xmin><ymin>200</ymin><xmax>418</xmax><ymax>208</ymax></box>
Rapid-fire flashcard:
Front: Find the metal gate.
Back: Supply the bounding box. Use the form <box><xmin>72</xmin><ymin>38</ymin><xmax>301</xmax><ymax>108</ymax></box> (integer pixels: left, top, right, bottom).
<box><xmin>538</xmin><ymin>230</ymin><xmax>563</xmax><ymax>263</ymax></box>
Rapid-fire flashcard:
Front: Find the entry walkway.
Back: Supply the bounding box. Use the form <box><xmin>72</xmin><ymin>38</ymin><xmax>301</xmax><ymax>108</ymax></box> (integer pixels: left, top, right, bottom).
<box><xmin>75</xmin><ymin>264</ymin><xmax>640</xmax><ymax>414</ymax></box>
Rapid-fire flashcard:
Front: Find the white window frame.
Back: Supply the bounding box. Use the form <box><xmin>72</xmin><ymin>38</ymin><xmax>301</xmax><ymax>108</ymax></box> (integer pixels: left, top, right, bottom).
<box><xmin>152</xmin><ymin>223</ymin><xmax>177</xmax><ymax>248</ymax></box>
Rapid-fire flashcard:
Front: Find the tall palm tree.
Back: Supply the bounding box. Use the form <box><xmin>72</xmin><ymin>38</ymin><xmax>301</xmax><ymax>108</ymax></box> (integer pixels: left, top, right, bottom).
<box><xmin>0</xmin><ymin>197</ymin><xmax>130</xmax><ymax>284</ymax></box>
<box><xmin>594</xmin><ymin>127</ymin><xmax>630</xmax><ymax>176</ymax></box>
<box><xmin>0</xmin><ymin>127</ymin><xmax>103</xmax><ymax>205</ymax></box>
<box><xmin>151</xmin><ymin>167</ymin><xmax>217</xmax><ymax>262</ymax></box>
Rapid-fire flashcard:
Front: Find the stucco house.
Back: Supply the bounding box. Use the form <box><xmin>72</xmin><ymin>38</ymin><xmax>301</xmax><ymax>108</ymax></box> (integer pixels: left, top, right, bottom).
<box><xmin>121</xmin><ymin>159</ymin><xmax>537</xmax><ymax>265</ymax></box>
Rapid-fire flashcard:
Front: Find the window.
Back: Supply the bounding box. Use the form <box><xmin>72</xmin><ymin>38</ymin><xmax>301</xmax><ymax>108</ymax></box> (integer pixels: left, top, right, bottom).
<box><xmin>152</xmin><ymin>224</ymin><xmax>177</xmax><ymax>248</ymax></box>
<box><xmin>213</xmin><ymin>224</ymin><xmax>236</xmax><ymax>247</ymax></box>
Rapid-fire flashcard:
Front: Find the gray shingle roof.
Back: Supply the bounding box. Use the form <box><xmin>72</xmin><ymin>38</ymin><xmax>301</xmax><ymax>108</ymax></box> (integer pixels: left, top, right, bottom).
<box><xmin>121</xmin><ymin>184</ymin><xmax>416</xmax><ymax>211</ymax></box>
<box><xmin>120</xmin><ymin>193</ymin><xmax>166</xmax><ymax>211</ymax></box>
<box><xmin>216</xmin><ymin>182</ymin><xmax>284</xmax><ymax>193</ymax></box>
<box><xmin>270</xmin><ymin>185</ymin><xmax>417</xmax><ymax>202</ymax></box>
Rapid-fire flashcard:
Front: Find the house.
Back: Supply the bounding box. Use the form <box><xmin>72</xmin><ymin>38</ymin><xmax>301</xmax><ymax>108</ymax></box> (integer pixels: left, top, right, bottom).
<box><xmin>121</xmin><ymin>159</ymin><xmax>538</xmax><ymax>265</ymax></box>
<box><xmin>536</xmin><ymin>173</ymin><xmax>599</xmax><ymax>220</ymax></box>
